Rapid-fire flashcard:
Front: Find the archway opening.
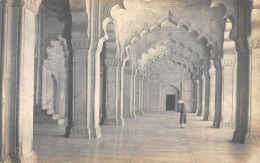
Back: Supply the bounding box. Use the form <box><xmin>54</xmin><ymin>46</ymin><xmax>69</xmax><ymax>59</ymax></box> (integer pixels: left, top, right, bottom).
<box><xmin>166</xmin><ymin>95</ymin><xmax>176</xmax><ymax>111</ymax></box>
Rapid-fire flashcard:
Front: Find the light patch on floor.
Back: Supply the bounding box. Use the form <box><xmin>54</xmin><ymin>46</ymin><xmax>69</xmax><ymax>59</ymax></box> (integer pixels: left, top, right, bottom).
<box><xmin>33</xmin><ymin>111</ymin><xmax>260</xmax><ymax>163</ymax></box>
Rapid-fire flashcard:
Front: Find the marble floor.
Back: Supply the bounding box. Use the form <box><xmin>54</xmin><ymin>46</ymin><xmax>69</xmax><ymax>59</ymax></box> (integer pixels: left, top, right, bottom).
<box><xmin>34</xmin><ymin>111</ymin><xmax>260</xmax><ymax>163</ymax></box>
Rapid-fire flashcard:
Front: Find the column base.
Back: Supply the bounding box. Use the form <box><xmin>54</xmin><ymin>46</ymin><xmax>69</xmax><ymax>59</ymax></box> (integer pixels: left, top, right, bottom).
<box><xmin>118</xmin><ymin>118</ymin><xmax>125</xmax><ymax>126</ymax></box>
<box><xmin>213</xmin><ymin>120</ymin><xmax>220</xmax><ymax>128</ymax></box>
<box><xmin>65</xmin><ymin>126</ymin><xmax>92</xmax><ymax>139</ymax></box>
<box><xmin>13</xmin><ymin>151</ymin><xmax>37</xmax><ymax>163</ymax></box>
<box><xmin>197</xmin><ymin>111</ymin><xmax>202</xmax><ymax>116</ymax></box>
<box><xmin>103</xmin><ymin>118</ymin><xmax>119</xmax><ymax>126</ymax></box>
<box><xmin>245</xmin><ymin>132</ymin><xmax>260</xmax><ymax>143</ymax></box>
<box><xmin>203</xmin><ymin>114</ymin><xmax>209</xmax><ymax>121</ymax></box>
<box><xmin>131</xmin><ymin>113</ymin><xmax>136</xmax><ymax>119</ymax></box>
<box><xmin>220</xmin><ymin>121</ymin><xmax>235</xmax><ymax>128</ymax></box>
<box><xmin>92</xmin><ymin>126</ymin><xmax>102</xmax><ymax>139</ymax></box>
<box><xmin>233</xmin><ymin>130</ymin><xmax>246</xmax><ymax>144</ymax></box>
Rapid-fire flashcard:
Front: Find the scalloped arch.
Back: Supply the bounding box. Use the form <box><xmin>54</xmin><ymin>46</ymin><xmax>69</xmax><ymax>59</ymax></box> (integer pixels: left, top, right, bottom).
<box><xmin>210</xmin><ymin>0</ymin><xmax>238</xmax><ymax>41</ymax></box>
<box><xmin>128</xmin><ymin>11</ymin><xmax>214</xmax><ymax>50</ymax></box>
<box><xmin>139</xmin><ymin>39</ymin><xmax>202</xmax><ymax>70</ymax></box>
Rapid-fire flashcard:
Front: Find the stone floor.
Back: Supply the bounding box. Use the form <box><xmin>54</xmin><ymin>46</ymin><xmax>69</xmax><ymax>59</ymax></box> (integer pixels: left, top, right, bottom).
<box><xmin>34</xmin><ymin>111</ymin><xmax>260</xmax><ymax>163</ymax></box>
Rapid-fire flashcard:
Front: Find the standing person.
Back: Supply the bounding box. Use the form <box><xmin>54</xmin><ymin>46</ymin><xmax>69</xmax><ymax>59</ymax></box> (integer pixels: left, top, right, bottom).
<box><xmin>178</xmin><ymin>100</ymin><xmax>187</xmax><ymax>128</ymax></box>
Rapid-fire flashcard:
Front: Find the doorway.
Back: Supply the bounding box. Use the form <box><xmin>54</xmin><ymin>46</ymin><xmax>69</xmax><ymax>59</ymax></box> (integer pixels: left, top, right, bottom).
<box><xmin>166</xmin><ymin>95</ymin><xmax>175</xmax><ymax>111</ymax></box>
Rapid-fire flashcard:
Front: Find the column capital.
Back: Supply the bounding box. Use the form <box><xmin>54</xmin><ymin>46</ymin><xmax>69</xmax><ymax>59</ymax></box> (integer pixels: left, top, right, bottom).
<box><xmin>221</xmin><ymin>59</ymin><xmax>236</xmax><ymax>67</ymax></box>
<box><xmin>248</xmin><ymin>39</ymin><xmax>260</xmax><ymax>49</ymax></box>
<box><xmin>209</xmin><ymin>69</ymin><xmax>215</xmax><ymax>76</ymax></box>
<box><xmin>72</xmin><ymin>39</ymin><xmax>90</xmax><ymax>51</ymax></box>
<box><xmin>22</xmin><ymin>0</ymin><xmax>42</xmax><ymax>13</ymax></box>
<box><xmin>3</xmin><ymin>0</ymin><xmax>42</xmax><ymax>13</ymax></box>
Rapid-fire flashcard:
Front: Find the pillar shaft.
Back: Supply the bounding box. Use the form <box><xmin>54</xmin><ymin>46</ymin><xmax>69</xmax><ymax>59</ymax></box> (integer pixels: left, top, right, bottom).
<box><xmin>116</xmin><ymin>62</ymin><xmax>124</xmax><ymax>125</ymax></box>
<box><xmin>104</xmin><ymin>59</ymin><xmax>119</xmax><ymax>125</ymax></box>
<box><xmin>143</xmin><ymin>80</ymin><xmax>148</xmax><ymax>111</ymax></box>
<box><xmin>138</xmin><ymin>76</ymin><xmax>144</xmax><ymax>115</ymax></box>
<box><xmin>0</xmin><ymin>3</ymin><xmax>39</xmax><ymax>162</ymax></box>
<box><xmin>34</xmin><ymin>9</ymin><xmax>44</xmax><ymax>106</ymax></box>
<box><xmin>233</xmin><ymin>40</ymin><xmax>250</xmax><ymax>143</ymax></box>
<box><xmin>94</xmin><ymin>41</ymin><xmax>102</xmax><ymax>138</ymax></box>
<box><xmin>203</xmin><ymin>73</ymin><xmax>210</xmax><ymax>121</ymax></box>
<box><xmin>193</xmin><ymin>80</ymin><xmax>198</xmax><ymax>113</ymax></box>
<box><xmin>130</xmin><ymin>72</ymin><xmax>136</xmax><ymax>118</ymax></box>
<box><xmin>209</xmin><ymin>67</ymin><xmax>216</xmax><ymax>120</ymax></box>
<box><xmin>65</xmin><ymin>40</ymin><xmax>91</xmax><ymax>138</ymax></box>
<box><xmin>213</xmin><ymin>58</ymin><xmax>222</xmax><ymax>128</ymax></box>
<box><xmin>197</xmin><ymin>78</ymin><xmax>203</xmax><ymax>116</ymax></box>
<box><xmin>123</xmin><ymin>70</ymin><xmax>131</xmax><ymax>118</ymax></box>
<box><xmin>221</xmin><ymin>59</ymin><xmax>236</xmax><ymax>127</ymax></box>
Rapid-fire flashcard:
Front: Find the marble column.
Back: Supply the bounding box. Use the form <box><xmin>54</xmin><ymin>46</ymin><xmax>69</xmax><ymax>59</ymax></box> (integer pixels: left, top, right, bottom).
<box><xmin>94</xmin><ymin>41</ymin><xmax>103</xmax><ymax>138</ymax></box>
<box><xmin>35</xmin><ymin>9</ymin><xmax>44</xmax><ymax>107</ymax></box>
<box><xmin>232</xmin><ymin>0</ymin><xmax>251</xmax><ymax>143</ymax></box>
<box><xmin>202</xmin><ymin>74</ymin><xmax>206</xmax><ymax>115</ymax></box>
<box><xmin>221</xmin><ymin>58</ymin><xmax>236</xmax><ymax>128</ymax></box>
<box><xmin>66</xmin><ymin>0</ymin><xmax>101</xmax><ymax>138</ymax></box>
<box><xmin>197</xmin><ymin>77</ymin><xmax>203</xmax><ymax>116</ymax></box>
<box><xmin>138</xmin><ymin>75</ymin><xmax>144</xmax><ymax>115</ymax></box>
<box><xmin>116</xmin><ymin>61</ymin><xmax>124</xmax><ymax>125</ymax></box>
<box><xmin>134</xmin><ymin>73</ymin><xmax>141</xmax><ymax>114</ymax></box>
<box><xmin>104</xmin><ymin>59</ymin><xmax>120</xmax><ymax>125</ymax></box>
<box><xmin>246</xmin><ymin>39</ymin><xmax>260</xmax><ymax>143</ymax></box>
<box><xmin>203</xmin><ymin>70</ymin><xmax>210</xmax><ymax>121</ymax></box>
<box><xmin>123</xmin><ymin>69</ymin><xmax>131</xmax><ymax>118</ymax></box>
<box><xmin>244</xmin><ymin>1</ymin><xmax>260</xmax><ymax>143</ymax></box>
<box><xmin>192</xmin><ymin>79</ymin><xmax>198</xmax><ymax>113</ymax></box>
<box><xmin>233</xmin><ymin>40</ymin><xmax>250</xmax><ymax>143</ymax></box>
<box><xmin>0</xmin><ymin>2</ymin><xmax>40</xmax><ymax>162</ymax></box>
<box><xmin>209</xmin><ymin>65</ymin><xmax>216</xmax><ymax>120</ymax></box>
<box><xmin>143</xmin><ymin>79</ymin><xmax>148</xmax><ymax>111</ymax></box>
<box><xmin>65</xmin><ymin>39</ymin><xmax>91</xmax><ymax>138</ymax></box>
<box><xmin>130</xmin><ymin>71</ymin><xmax>137</xmax><ymax>118</ymax></box>
<box><xmin>213</xmin><ymin>57</ymin><xmax>223</xmax><ymax>128</ymax></box>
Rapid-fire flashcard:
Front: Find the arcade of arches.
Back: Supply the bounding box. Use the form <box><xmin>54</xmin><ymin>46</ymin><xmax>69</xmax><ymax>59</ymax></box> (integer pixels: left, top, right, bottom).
<box><xmin>0</xmin><ymin>0</ymin><xmax>260</xmax><ymax>162</ymax></box>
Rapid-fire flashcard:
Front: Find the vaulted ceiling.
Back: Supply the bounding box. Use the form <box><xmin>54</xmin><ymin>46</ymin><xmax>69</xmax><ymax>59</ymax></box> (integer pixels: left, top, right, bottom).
<box><xmin>110</xmin><ymin>0</ymin><xmax>228</xmax><ymax>75</ymax></box>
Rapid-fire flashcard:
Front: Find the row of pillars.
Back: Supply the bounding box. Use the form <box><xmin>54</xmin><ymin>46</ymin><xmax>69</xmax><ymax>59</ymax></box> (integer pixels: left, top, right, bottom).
<box><xmin>193</xmin><ymin>56</ymin><xmax>237</xmax><ymax>129</ymax></box>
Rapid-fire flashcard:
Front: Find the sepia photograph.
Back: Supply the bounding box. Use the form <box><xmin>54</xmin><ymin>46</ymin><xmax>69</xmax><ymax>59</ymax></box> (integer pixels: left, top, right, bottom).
<box><xmin>0</xmin><ymin>0</ymin><xmax>260</xmax><ymax>162</ymax></box>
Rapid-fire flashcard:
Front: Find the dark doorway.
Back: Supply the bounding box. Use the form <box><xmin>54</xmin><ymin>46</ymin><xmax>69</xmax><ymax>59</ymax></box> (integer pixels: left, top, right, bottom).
<box><xmin>166</xmin><ymin>95</ymin><xmax>175</xmax><ymax>111</ymax></box>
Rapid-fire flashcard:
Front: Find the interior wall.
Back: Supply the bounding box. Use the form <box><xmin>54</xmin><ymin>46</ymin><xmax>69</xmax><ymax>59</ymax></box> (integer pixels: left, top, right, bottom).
<box><xmin>147</xmin><ymin>64</ymin><xmax>194</xmax><ymax>112</ymax></box>
<box><xmin>160</xmin><ymin>85</ymin><xmax>179</xmax><ymax>111</ymax></box>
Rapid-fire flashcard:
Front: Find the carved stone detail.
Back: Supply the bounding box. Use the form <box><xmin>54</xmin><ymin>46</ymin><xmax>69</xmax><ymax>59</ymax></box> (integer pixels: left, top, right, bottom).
<box><xmin>72</xmin><ymin>39</ymin><xmax>90</xmax><ymax>51</ymax></box>
<box><xmin>221</xmin><ymin>60</ymin><xmax>236</xmax><ymax>66</ymax></box>
<box><xmin>248</xmin><ymin>39</ymin><xmax>260</xmax><ymax>49</ymax></box>
<box><xmin>245</xmin><ymin>133</ymin><xmax>260</xmax><ymax>143</ymax></box>
<box><xmin>220</xmin><ymin>121</ymin><xmax>235</xmax><ymax>128</ymax></box>
<box><xmin>3</xmin><ymin>0</ymin><xmax>42</xmax><ymax>13</ymax></box>
<box><xmin>14</xmin><ymin>152</ymin><xmax>37</xmax><ymax>163</ymax></box>
<box><xmin>22</xmin><ymin>0</ymin><xmax>42</xmax><ymax>13</ymax></box>
<box><xmin>70</xmin><ymin>127</ymin><xmax>91</xmax><ymax>138</ymax></box>
<box><xmin>209</xmin><ymin>70</ymin><xmax>215</xmax><ymax>76</ymax></box>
